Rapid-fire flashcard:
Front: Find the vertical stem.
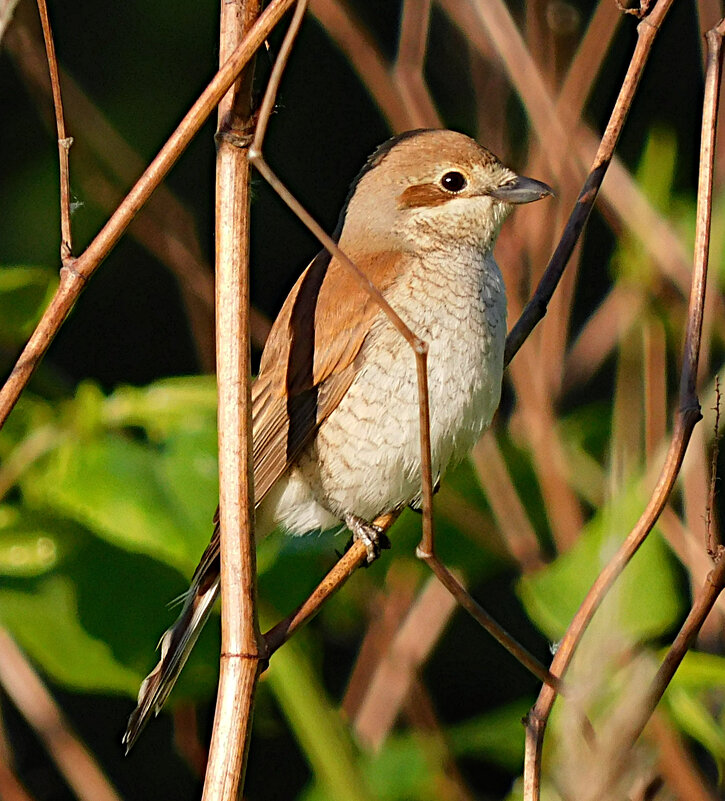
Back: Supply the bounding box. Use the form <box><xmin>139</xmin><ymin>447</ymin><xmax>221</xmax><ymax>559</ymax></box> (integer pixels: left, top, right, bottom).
<box><xmin>36</xmin><ymin>0</ymin><xmax>73</xmax><ymax>262</ymax></box>
<box><xmin>201</xmin><ymin>1</ymin><xmax>262</xmax><ymax>799</ymax></box>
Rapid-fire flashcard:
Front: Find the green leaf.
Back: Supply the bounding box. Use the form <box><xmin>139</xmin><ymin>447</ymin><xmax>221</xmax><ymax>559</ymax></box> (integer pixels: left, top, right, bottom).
<box><xmin>518</xmin><ymin>480</ymin><xmax>684</xmax><ymax>642</ymax></box>
<box><xmin>363</xmin><ymin>737</ymin><xmax>438</xmax><ymax>801</ymax></box>
<box><xmin>23</xmin><ymin>432</ymin><xmax>210</xmax><ymax>573</ymax></box>
<box><xmin>664</xmin><ymin>650</ymin><xmax>725</xmax><ymax>692</ymax></box>
<box><xmin>0</xmin><ymin>506</ymin><xmax>64</xmax><ymax>578</ymax></box>
<box><xmin>448</xmin><ymin>697</ymin><xmax>532</xmax><ymax>770</ymax></box>
<box><xmin>0</xmin><ymin>513</ymin><xmax>219</xmax><ymax>699</ymax></box>
<box><xmin>0</xmin><ymin>265</ymin><xmax>57</xmax><ymax>344</ymax></box>
<box><xmin>665</xmin><ymin>687</ymin><xmax>725</xmax><ymax>770</ymax></box>
<box><xmin>0</xmin><ymin>574</ymin><xmax>141</xmax><ymax>694</ymax></box>
<box><xmin>103</xmin><ymin>376</ymin><xmax>218</xmax><ymax>440</ymax></box>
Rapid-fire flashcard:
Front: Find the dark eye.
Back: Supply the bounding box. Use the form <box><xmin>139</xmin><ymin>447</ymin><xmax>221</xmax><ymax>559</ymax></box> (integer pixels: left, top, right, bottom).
<box><xmin>440</xmin><ymin>171</ymin><xmax>467</xmax><ymax>193</ymax></box>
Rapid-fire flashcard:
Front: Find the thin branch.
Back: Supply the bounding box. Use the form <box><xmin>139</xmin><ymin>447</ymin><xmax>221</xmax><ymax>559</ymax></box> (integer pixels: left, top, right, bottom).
<box><xmin>608</xmin><ymin>554</ymin><xmax>725</xmax><ymax>790</ymax></box>
<box><xmin>706</xmin><ymin>376</ymin><xmax>721</xmax><ymax>556</ymax></box>
<box><xmin>647</xmin><ymin>711</ymin><xmax>720</xmax><ymax>801</ymax></box>
<box><xmin>504</xmin><ymin>0</ymin><xmax>676</xmax><ymax>366</ymax></box>
<box><xmin>35</xmin><ymin>0</ymin><xmax>73</xmax><ymax>262</ymax></box>
<box><xmin>522</xmin><ymin>15</ymin><xmax>724</xmax><ymax>801</ymax></box>
<box><xmin>0</xmin><ymin>0</ymin><xmax>295</xmax><ymax>431</ymax></box>
<box><xmin>417</xmin><ymin>551</ymin><xmax>560</xmax><ymax>690</ymax></box>
<box><xmin>265</xmin><ymin>511</ymin><xmax>401</xmax><ymax>655</ymax></box>
<box><xmin>470</xmin><ymin>433</ymin><xmax>544</xmax><ymax>571</ymax></box>
<box><xmin>201</xmin><ymin>0</ymin><xmax>262</xmax><ymax>798</ymax></box>
<box><xmin>0</xmin><ymin>629</ymin><xmax>124</xmax><ymax>801</ymax></box>
<box><xmin>343</xmin><ymin>566</ymin><xmax>418</xmax><ymax>720</ymax></box>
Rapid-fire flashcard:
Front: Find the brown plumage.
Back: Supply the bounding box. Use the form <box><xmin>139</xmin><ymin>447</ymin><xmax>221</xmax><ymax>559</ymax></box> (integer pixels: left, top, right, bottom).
<box><xmin>123</xmin><ymin>129</ymin><xmax>552</xmax><ymax>751</ymax></box>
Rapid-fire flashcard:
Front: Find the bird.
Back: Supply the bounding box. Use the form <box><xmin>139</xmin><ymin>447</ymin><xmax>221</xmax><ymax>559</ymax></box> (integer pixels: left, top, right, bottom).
<box><xmin>123</xmin><ymin>128</ymin><xmax>552</xmax><ymax>751</ymax></box>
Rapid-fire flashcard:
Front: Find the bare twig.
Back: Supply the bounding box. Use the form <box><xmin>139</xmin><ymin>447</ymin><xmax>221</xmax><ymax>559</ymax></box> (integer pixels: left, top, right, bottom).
<box><xmin>343</xmin><ymin>566</ymin><xmax>418</xmax><ymax>720</ymax></box>
<box><xmin>706</xmin><ymin>376</ymin><xmax>721</xmax><ymax>556</ymax></box>
<box><xmin>470</xmin><ymin>433</ymin><xmax>544</xmax><ymax>571</ymax></box>
<box><xmin>608</xmin><ymin>554</ymin><xmax>725</xmax><ymax>789</ymax></box>
<box><xmin>201</xmin><ymin>0</ymin><xmax>263</xmax><ymax>798</ymax></box>
<box><xmin>0</xmin><ymin>629</ymin><xmax>124</xmax><ymax>801</ymax></box>
<box><xmin>0</xmin><ymin>0</ymin><xmax>295</xmax><ymax>431</ymax></box>
<box><xmin>265</xmin><ymin>511</ymin><xmax>401</xmax><ymax>655</ymax></box>
<box><xmin>522</xmin><ymin>15</ymin><xmax>723</xmax><ymax>801</ymax></box>
<box><xmin>504</xmin><ymin>0</ymin><xmax>676</xmax><ymax>366</ymax></box>
<box><xmin>647</xmin><ymin>711</ymin><xmax>720</xmax><ymax>801</ymax></box>
<box><xmin>35</xmin><ymin>0</ymin><xmax>73</xmax><ymax>263</ymax></box>
<box><xmin>417</xmin><ymin>551</ymin><xmax>560</xmax><ymax>689</ymax></box>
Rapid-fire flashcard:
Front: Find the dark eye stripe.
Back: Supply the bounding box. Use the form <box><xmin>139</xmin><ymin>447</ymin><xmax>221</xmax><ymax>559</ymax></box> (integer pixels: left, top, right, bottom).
<box><xmin>398</xmin><ymin>183</ymin><xmax>453</xmax><ymax>209</ymax></box>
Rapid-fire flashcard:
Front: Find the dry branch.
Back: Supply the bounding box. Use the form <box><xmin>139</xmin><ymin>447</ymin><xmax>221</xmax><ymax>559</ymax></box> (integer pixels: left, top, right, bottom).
<box><xmin>522</xmin><ymin>14</ymin><xmax>724</xmax><ymax>801</ymax></box>
<box><xmin>0</xmin><ymin>0</ymin><xmax>295</xmax><ymax>431</ymax></box>
<box><xmin>201</xmin><ymin>0</ymin><xmax>263</xmax><ymax>798</ymax></box>
<box><xmin>504</xmin><ymin>0</ymin><xmax>676</xmax><ymax>365</ymax></box>
<box><xmin>35</xmin><ymin>0</ymin><xmax>72</xmax><ymax>263</ymax></box>
<box><xmin>0</xmin><ymin>629</ymin><xmax>123</xmax><ymax>801</ymax></box>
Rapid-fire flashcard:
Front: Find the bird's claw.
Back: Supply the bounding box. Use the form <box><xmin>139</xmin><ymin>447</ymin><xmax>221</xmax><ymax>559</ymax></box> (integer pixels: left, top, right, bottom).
<box><xmin>344</xmin><ymin>514</ymin><xmax>391</xmax><ymax>564</ymax></box>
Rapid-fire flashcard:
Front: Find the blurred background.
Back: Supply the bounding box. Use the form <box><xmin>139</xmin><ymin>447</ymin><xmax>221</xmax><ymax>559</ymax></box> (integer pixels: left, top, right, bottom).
<box><xmin>0</xmin><ymin>0</ymin><xmax>724</xmax><ymax>799</ymax></box>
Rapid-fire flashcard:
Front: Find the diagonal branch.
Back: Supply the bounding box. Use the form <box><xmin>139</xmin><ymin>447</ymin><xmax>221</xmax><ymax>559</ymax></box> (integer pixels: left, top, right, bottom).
<box><xmin>522</xmin><ymin>14</ymin><xmax>724</xmax><ymax>801</ymax></box>
<box><xmin>393</xmin><ymin>0</ymin><xmax>441</xmax><ymax>128</ymax></box>
<box><xmin>0</xmin><ymin>629</ymin><xmax>123</xmax><ymax>801</ymax></box>
<box><xmin>503</xmin><ymin>0</ymin><xmax>676</xmax><ymax>366</ymax></box>
<box><xmin>0</xmin><ymin>0</ymin><xmax>295</xmax><ymax>431</ymax></box>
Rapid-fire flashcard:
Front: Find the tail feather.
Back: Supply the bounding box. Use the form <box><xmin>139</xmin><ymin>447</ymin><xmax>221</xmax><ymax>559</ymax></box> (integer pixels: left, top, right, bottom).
<box><xmin>123</xmin><ymin>551</ymin><xmax>220</xmax><ymax>753</ymax></box>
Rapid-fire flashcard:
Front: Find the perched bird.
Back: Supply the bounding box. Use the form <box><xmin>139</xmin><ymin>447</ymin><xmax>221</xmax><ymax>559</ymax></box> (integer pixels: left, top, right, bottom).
<box><xmin>123</xmin><ymin>128</ymin><xmax>552</xmax><ymax>750</ymax></box>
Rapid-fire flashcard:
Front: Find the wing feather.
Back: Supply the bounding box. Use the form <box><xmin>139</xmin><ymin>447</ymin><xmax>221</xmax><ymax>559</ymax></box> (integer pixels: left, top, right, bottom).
<box><xmin>124</xmin><ymin>248</ymin><xmax>403</xmax><ymax>748</ymax></box>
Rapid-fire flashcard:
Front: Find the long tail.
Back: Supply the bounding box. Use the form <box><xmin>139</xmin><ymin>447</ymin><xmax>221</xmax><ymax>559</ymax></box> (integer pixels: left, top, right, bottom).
<box><xmin>123</xmin><ymin>528</ymin><xmax>221</xmax><ymax>753</ymax></box>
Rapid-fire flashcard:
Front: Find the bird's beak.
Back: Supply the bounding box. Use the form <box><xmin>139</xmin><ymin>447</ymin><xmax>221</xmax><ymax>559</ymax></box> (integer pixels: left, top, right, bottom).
<box><xmin>489</xmin><ymin>175</ymin><xmax>553</xmax><ymax>204</ymax></box>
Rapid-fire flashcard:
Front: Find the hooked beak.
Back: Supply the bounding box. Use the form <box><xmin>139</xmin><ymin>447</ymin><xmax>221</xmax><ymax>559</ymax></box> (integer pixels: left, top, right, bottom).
<box><xmin>489</xmin><ymin>175</ymin><xmax>553</xmax><ymax>204</ymax></box>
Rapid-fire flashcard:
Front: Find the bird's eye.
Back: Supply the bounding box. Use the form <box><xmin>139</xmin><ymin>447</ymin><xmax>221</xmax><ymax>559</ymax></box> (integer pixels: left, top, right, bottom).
<box><xmin>440</xmin><ymin>171</ymin><xmax>468</xmax><ymax>193</ymax></box>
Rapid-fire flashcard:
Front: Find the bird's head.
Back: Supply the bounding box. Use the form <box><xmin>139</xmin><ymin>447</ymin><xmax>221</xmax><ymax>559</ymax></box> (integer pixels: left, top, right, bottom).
<box><xmin>339</xmin><ymin>129</ymin><xmax>552</xmax><ymax>254</ymax></box>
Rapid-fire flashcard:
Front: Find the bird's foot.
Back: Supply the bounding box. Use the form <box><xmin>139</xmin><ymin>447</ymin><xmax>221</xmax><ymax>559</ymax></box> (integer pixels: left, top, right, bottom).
<box><xmin>344</xmin><ymin>514</ymin><xmax>391</xmax><ymax>564</ymax></box>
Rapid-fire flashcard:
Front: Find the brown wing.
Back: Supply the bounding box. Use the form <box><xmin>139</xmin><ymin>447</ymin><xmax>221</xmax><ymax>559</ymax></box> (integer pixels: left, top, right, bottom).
<box><xmin>251</xmin><ymin>246</ymin><xmax>404</xmax><ymax>502</ymax></box>
<box><xmin>123</xmin><ymin>247</ymin><xmax>404</xmax><ymax>751</ymax></box>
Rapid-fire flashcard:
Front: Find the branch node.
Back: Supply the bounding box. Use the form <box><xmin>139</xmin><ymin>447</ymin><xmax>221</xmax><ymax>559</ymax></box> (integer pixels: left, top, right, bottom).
<box><xmin>215</xmin><ymin>128</ymin><xmax>255</xmax><ymax>150</ymax></box>
<box><xmin>59</xmin><ymin>259</ymin><xmax>85</xmax><ymax>285</ymax></box>
<box><xmin>220</xmin><ymin>651</ymin><xmax>265</xmax><ymax>660</ymax></box>
<box><xmin>413</xmin><ymin>337</ymin><xmax>428</xmax><ymax>356</ymax></box>
<box><xmin>58</xmin><ymin>136</ymin><xmax>74</xmax><ymax>151</ymax></box>
<box><xmin>415</xmin><ymin>543</ymin><xmax>433</xmax><ymax>560</ymax></box>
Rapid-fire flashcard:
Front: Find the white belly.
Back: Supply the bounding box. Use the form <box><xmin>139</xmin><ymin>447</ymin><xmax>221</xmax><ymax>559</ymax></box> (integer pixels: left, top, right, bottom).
<box><xmin>259</xmin><ymin>252</ymin><xmax>506</xmax><ymax>535</ymax></box>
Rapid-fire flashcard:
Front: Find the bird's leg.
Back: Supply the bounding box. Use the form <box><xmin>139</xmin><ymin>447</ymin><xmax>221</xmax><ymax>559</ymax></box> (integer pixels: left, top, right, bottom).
<box><xmin>344</xmin><ymin>513</ymin><xmax>391</xmax><ymax>564</ymax></box>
